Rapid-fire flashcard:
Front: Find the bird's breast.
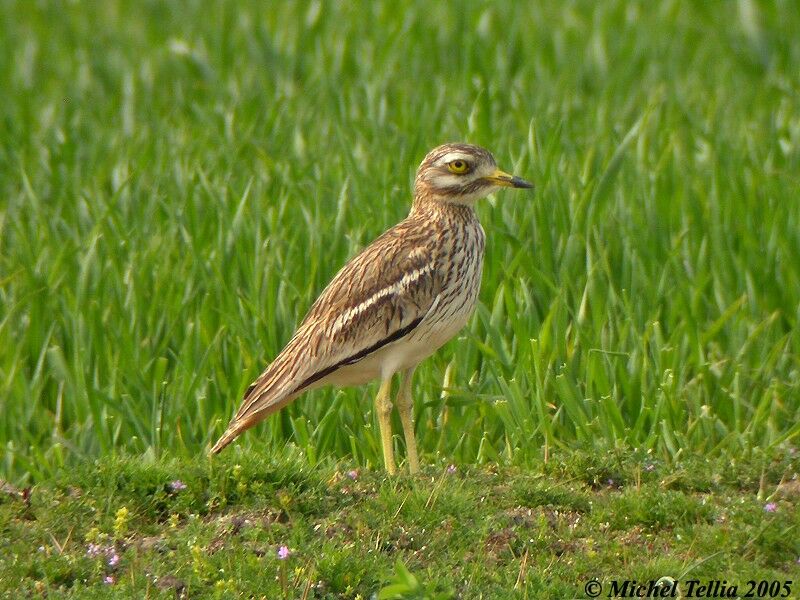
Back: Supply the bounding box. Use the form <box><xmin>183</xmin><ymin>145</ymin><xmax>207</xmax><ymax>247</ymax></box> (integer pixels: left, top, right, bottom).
<box><xmin>416</xmin><ymin>219</ymin><xmax>485</xmax><ymax>339</ymax></box>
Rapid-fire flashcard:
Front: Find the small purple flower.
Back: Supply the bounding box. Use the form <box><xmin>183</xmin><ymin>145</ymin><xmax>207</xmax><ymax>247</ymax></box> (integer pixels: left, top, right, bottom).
<box><xmin>764</xmin><ymin>502</ymin><xmax>778</xmax><ymax>513</ymax></box>
<box><xmin>447</xmin><ymin>464</ymin><xmax>457</xmax><ymax>475</ymax></box>
<box><xmin>607</xmin><ymin>478</ymin><xmax>615</xmax><ymax>487</ymax></box>
<box><xmin>108</xmin><ymin>553</ymin><xmax>120</xmax><ymax>567</ymax></box>
<box><xmin>346</xmin><ymin>470</ymin><xmax>359</xmax><ymax>480</ymax></box>
<box><xmin>103</xmin><ymin>575</ymin><xmax>115</xmax><ymax>585</ymax></box>
<box><xmin>277</xmin><ymin>545</ymin><xmax>291</xmax><ymax>560</ymax></box>
<box><xmin>86</xmin><ymin>543</ymin><xmax>102</xmax><ymax>558</ymax></box>
<box><xmin>169</xmin><ymin>480</ymin><xmax>187</xmax><ymax>492</ymax></box>
<box><xmin>644</xmin><ymin>463</ymin><xmax>656</xmax><ymax>472</ymax></box>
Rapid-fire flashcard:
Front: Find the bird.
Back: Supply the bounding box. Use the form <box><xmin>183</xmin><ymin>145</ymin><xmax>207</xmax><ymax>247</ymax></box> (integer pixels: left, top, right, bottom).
<box><xmin>210</xmin><ymin>143</ymin><xmax>533</xmax><ymax>474</ymax></box>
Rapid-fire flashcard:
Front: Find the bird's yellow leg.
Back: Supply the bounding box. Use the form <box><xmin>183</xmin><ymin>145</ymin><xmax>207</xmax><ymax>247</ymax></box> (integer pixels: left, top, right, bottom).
<box><xmin>396</xmin><ymin>367</ymin><xmax>420</xmax><ymax>475</ymax></box>
<box><xmin>375</xmin><ymin>378</ymin><xmax>396</xmax><ymax>475</ymax></box>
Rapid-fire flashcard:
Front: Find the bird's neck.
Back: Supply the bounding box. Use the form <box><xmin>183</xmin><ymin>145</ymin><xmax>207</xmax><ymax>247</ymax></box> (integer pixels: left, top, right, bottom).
<box><xmin>409</xmin><ymin>196</ymin><xmax>478</xmax><ymax>223</ymax></box>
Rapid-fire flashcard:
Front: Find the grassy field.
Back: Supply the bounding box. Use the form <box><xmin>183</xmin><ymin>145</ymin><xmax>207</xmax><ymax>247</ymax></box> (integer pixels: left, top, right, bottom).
<box><xmin>2</xmin><ymin>0</ymin><xmax>798</xmax><ymax>482</ymax></box>
<box><xmin>0</xmin><ymin>0</ymin><xmax>799</xmax><ymax>595</ymax></box>
<box><xmin>2</xmin><ymin>450</ymin><xmax>799</xmax><ymax>597</ymax></box>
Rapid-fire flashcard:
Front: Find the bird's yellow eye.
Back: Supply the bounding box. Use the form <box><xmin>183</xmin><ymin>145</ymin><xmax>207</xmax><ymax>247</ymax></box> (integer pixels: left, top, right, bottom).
<box><xmin>447</xmin><ymin>160</ymin><xmax>470</xmax><ymax>174</ymax></box>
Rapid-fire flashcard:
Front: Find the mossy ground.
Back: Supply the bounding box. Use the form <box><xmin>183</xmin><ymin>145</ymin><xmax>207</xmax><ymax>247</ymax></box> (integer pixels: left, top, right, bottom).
<box><xmin>2</xmin><ymin>448</ymin><xmax>798</xmax><ymax>598</ymax></box>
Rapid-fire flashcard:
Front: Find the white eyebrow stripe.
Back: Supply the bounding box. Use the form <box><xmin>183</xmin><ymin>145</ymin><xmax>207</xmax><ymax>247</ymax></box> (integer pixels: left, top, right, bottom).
<box><xmin>438</xmin><ymin>151</ymin><xmax>471</xmax><ymax>164</ymax></box>
<box><xmin>329</xmin><ymin>263</ymin><xmax>435</xmax><ymax>335</ymax></box>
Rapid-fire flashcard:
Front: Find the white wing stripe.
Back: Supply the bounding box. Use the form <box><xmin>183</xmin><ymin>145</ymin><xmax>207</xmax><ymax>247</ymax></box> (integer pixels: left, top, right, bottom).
<box><xmin>329</xmin><ymin>263</ymin><xmax>435</xmax><ymax>335</ymax></box>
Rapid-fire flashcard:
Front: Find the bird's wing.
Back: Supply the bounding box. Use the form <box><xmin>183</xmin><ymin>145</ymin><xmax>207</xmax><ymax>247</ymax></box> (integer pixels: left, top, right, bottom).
<box><xmin>210</xmin><ymin>217</ymin><xmax>444</xmax><ymax>453</ymax></box>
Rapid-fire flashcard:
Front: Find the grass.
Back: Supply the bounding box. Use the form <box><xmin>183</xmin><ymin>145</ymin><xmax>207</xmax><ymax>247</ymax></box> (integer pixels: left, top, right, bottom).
<box><xmin>0</xmin><ymin>1</ymin><xmax>799</xmax><ymax>594</ymax></box>
<box><xmin>1</xmin><ymin>0</ymin><xmax>798</xmax><ymax>483</ymax></box>
<box><xmin>1</xmin><ymin>450</ymin><xmax>798</xmax><ymax>598</ymax></box>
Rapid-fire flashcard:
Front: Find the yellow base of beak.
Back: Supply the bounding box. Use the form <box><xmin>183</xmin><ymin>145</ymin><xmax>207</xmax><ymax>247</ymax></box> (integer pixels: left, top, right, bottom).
<box><xmin>484</xmin><ymin>168</ymin><xmax>534</xmax><ymax>189</ymax></box>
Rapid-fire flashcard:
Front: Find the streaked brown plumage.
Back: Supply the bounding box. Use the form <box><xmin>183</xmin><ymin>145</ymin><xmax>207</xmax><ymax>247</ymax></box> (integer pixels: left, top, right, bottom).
<box><xmin>210</xmin><ymin>143</ymin><xmax>532</xmax><ymax>474</ymax></box>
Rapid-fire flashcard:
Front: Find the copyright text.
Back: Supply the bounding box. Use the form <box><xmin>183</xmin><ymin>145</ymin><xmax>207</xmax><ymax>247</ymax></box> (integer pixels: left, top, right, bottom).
<box><xmin>583</xmin><ymin>578</ymin><xmax>794</xmax><ymax>598</ymax></box>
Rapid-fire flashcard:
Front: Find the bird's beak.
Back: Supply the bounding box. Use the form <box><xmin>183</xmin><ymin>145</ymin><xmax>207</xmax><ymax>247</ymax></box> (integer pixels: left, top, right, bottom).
<box><xmin>483</xmin><ymin>168</ymin><xmax>534</xmax><ymax>189</ymax></box>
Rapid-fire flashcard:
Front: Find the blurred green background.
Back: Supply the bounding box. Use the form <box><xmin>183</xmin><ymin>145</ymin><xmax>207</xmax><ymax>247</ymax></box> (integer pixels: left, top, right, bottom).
<box><xmin>1</xmin><ymin>1</ymin><xmax>799</xmax><ymax>482</ymax></box>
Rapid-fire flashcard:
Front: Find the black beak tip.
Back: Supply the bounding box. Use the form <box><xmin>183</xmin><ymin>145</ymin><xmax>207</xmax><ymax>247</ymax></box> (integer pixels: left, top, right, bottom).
<box><xmin>511</xmin><ymin>176</ymin><xmax>534</xmax><ymax>189</ymax></box>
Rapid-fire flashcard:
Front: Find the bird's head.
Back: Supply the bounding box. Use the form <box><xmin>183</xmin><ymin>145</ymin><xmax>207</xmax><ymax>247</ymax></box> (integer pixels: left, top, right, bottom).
<box><xmin>413</xmin><ymin>143</ymin><xmax>533</xmax><ymax>205</ymax></box>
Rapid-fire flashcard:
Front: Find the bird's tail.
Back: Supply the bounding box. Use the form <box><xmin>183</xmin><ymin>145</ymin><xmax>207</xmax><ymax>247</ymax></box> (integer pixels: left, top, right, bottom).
<box><xmin>209</xmin><ymin>337</ymin><xmax>311</xmax><ymax>454</ymax></box>
<box><xmin>209</xmin><ymin>384</ymin><xmax>303</xmax><ymax>454</ymax></box>
<box><xmin>209</xmin><ymin>421</ymin><xmax>248</xmax><ymax>455</ymax></box>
